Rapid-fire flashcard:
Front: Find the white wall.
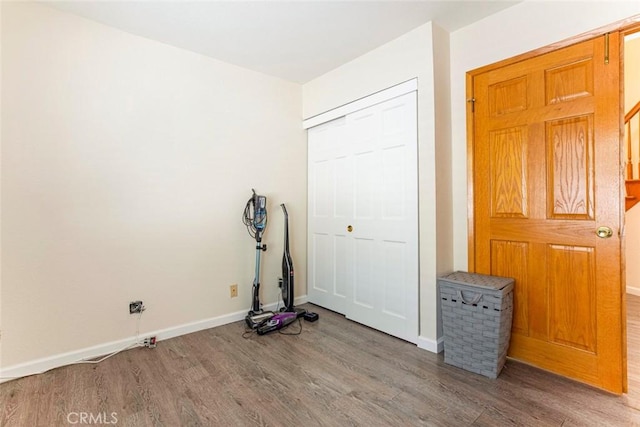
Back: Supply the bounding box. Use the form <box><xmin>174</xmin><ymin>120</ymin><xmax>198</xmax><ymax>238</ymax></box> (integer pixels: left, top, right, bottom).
<box><xmin>626</xmin><ymin>36</ymin><xmax>640</xmax><ymax>113</ymax></box>
<box><xmin>450</xmin><ymin>1</ymin><xmax>640</xmax><ymax>272</ymax></box>
<box><xmin>303</xmin><ymin>22</ymin><xmax>453</xmax><ymax>349</ymax></box>
<box><xmin>628</xmin><ymin>206</ymin><xmax>640</xmax><ymax>291</ymax></box>
<box><xmin>626</xmin><ymin>35</ymin><xmax>640</xmax><ymax>292</ymax></box>
<box><xmin>1</xmin><ymin>3</ymin><xmax>305</xmax><ymax>370</ymax></box>
<box><xmin>433</xmin><ymin>24</ymin><xmax>453</xmax><ymax>338</ymax></box>
<box><xmin>0</xmin><ymin>1</ymin><xmax>3</xmax><ymax>371</ymax></box>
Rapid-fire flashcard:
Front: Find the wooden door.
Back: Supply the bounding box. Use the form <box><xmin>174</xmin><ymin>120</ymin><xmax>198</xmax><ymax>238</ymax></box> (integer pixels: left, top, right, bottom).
<box><xmin>470</xmin><ymin>34</ymin><xmax>624</xmax><ymax>392</ymax></box>
<box><xmin>307</xmin><ymin>91</ymin><xmax>419</xmax><ymax>343</ymax></box>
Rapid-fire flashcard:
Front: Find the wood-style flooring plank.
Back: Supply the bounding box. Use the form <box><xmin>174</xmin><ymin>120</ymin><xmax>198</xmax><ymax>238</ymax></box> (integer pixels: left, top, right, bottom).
<box><xmin>2</xmin><ymin>301</ymin><xmax>640</xmax><ymax>426</ymax></box>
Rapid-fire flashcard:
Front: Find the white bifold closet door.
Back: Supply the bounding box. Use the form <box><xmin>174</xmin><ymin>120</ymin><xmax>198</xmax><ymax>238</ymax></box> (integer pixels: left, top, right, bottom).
<box><xmin>307</xmin><ymin>90</ymin><xmax>418</xmax><ymax>343</ymax></box>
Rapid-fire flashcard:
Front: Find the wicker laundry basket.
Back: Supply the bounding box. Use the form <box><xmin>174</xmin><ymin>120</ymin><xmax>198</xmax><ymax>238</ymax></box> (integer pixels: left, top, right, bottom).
<box><xmin>438</xmin><ymin>271</ymin><xmax>514</xmax><ymax>379</ymax></box>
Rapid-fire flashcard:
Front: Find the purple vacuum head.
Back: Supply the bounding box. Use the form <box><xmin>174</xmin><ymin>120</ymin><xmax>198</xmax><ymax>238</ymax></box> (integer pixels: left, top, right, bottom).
<box><xmin>271</xmin><ymin>312</ymin><xmax>297</xmax><ymax>324</ymax></box>
<box><xmin>257</xmin><ymin>311</ymin><xmax>297</xmax><ymax>335</ymax></box>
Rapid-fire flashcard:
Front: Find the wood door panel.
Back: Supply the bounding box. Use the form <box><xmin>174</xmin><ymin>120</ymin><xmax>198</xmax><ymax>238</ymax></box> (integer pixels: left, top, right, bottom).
<box><xmin>547</xmin><ymin>244</ymin><xmax>597</xmax><ymax>352</ymax></box>
<box><xmin>546</xmin><ymin>115</ymin><xmax>595</xmax><ymax>219</ymax></box>
<box><xmin>545</xmin><ymin>58</ymin><xmax>594</xmax><ymax>104</ymax></box>
<box><xmin>472</xmin><ymin>34</ymin><xmax>623</xmax><ymax>392</ymax></box>
<box><xmin>490</xmin><ymin>240</ymin><xmax>529</xmax><ymax>336</ymax></box>
<box><xmin>483</xmin><ymin>101</ymin><xmax>597</xmax><ymax>131</ymax></box>
<box><xmin>490</xmin><ymin>127</ymin><xmax>528</xmax><ymax>217</ymax></box>
<box><xmin>488</xmin><ymin>219</ymin><xmax>599</xmax><ymax>244</ymax></box>
<box><xmin>489</xmin><ymin>76</ymin><xmax>528</xmax><ymax>116</ymax></box>
<box><xmin>509</xmin><ymin>334</ymin><xmax>600</xmax><ymax>383</ymax></box>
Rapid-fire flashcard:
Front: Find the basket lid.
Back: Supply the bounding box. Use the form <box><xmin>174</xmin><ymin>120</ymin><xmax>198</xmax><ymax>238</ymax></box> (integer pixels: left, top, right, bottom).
<box><xmin>439</xmin><ymin>271</ymin><xmax>513</xmax><ymax>291</ymax></box>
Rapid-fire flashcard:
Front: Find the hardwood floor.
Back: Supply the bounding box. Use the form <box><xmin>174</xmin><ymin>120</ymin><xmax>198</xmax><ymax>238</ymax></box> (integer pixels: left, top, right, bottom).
<box><xmin>626</xmin><ymin>293</ymin><xmax>640</xmax><ymax>411</ymax></box>
<box><xmin>2</xmin><ymin>302</ymin><xmax>640</xmax><ymax>426</ymax></box>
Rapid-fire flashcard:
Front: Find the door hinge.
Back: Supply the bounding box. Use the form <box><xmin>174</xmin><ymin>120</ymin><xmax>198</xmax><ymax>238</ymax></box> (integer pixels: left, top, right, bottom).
<box><xmin>604</xmin><ymin>32</ymin><xmax>610</xmax><ymax>65</ymax></box>
<box><xmin>467</xmin><ymin>97</ymin><xmax>476</xmax><ymax>113</ymax></box>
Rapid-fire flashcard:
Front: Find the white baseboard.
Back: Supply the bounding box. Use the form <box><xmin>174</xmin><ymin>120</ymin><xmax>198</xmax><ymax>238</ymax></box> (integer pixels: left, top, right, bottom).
<box><xmin>417</xmin><ymin>335</ymin><xmax>444</xmax><ymax>354</ymax></box>
<box><xmin>1</xmin><ymin>295</ymin><xmax>308</xmax><ymax>383</ymax></box>
<box><xmin>627</xmin><ymin>286</ymin><xmax>640</xmax><ymax>297</ymax></box>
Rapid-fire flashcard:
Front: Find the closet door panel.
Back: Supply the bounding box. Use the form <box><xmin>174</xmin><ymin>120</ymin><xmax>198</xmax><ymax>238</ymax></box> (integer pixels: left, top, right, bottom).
<box><xmin>307</xmin><ymin>91</ymin><xmax>418</xmax><ymax>344</ymax></box>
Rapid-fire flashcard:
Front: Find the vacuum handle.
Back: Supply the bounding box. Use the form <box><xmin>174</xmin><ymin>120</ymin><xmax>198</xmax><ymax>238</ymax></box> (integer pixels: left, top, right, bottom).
<box><xmin>281</xmin><ymin>204</ymin><xmax>290</xmax><ymax>253</ymax></box>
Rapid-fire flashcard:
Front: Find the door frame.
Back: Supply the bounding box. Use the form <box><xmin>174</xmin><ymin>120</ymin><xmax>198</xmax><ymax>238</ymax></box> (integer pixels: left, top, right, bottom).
<box><xmin>466</xmin><ymin>16</ymin><xmax>640</xmax><ymax>393</ymax></box>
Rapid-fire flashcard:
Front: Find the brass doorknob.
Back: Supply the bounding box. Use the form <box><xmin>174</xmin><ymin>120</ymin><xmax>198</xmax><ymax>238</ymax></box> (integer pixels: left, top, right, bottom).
<box><xmin>596</xmin><ymin>226</ymin><xmax>613</xmax><ymax>239</ymax></box>
<box><xmin>347</xmin><ymin>225</ymin><xmax>353</xmax><ymax>232</ymax></box>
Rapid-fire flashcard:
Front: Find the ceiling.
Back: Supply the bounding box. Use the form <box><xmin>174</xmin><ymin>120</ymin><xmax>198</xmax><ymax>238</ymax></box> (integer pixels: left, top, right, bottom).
<box><xmin>47</xmin><ymin>1</ymin><xmax>521</xmax><ymax>83</ymax></box>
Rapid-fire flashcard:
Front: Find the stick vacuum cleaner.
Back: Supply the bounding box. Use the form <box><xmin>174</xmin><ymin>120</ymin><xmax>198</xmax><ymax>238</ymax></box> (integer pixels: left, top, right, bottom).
<box><xmin>279</xmin><ymin>204</ymin><xmax>318</xmax><ymax>322</ymax></box>
<box><xmin>257</xmin><ymin>204</ymin><xmax>319</xmax><ymax>335</ymax></box>
<box><xmin>279</xmin><ymin>204</ymin><xmax>298</xmax><ymax>314</ymax></box>
<box><xmin>244</xmin><ymin>189</ymin><xmax>274</xmax><ymax>329</ymax></box>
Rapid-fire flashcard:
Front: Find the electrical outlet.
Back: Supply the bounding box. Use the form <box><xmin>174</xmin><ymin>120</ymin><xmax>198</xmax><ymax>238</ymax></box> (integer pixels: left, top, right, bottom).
<box><xmin>230</xmin><ymin>284</ymin><xmax>238</xmax><ymax>298</ymax></box>
<box><xmin>143</xmin><ymin>336</ymin><xmax>157</xmax><ymax>348</ymax></box>
<box><xmin>129</xmin><ymin>301</ymin><xmax>144</xmax><ymax>314</ymax></box>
